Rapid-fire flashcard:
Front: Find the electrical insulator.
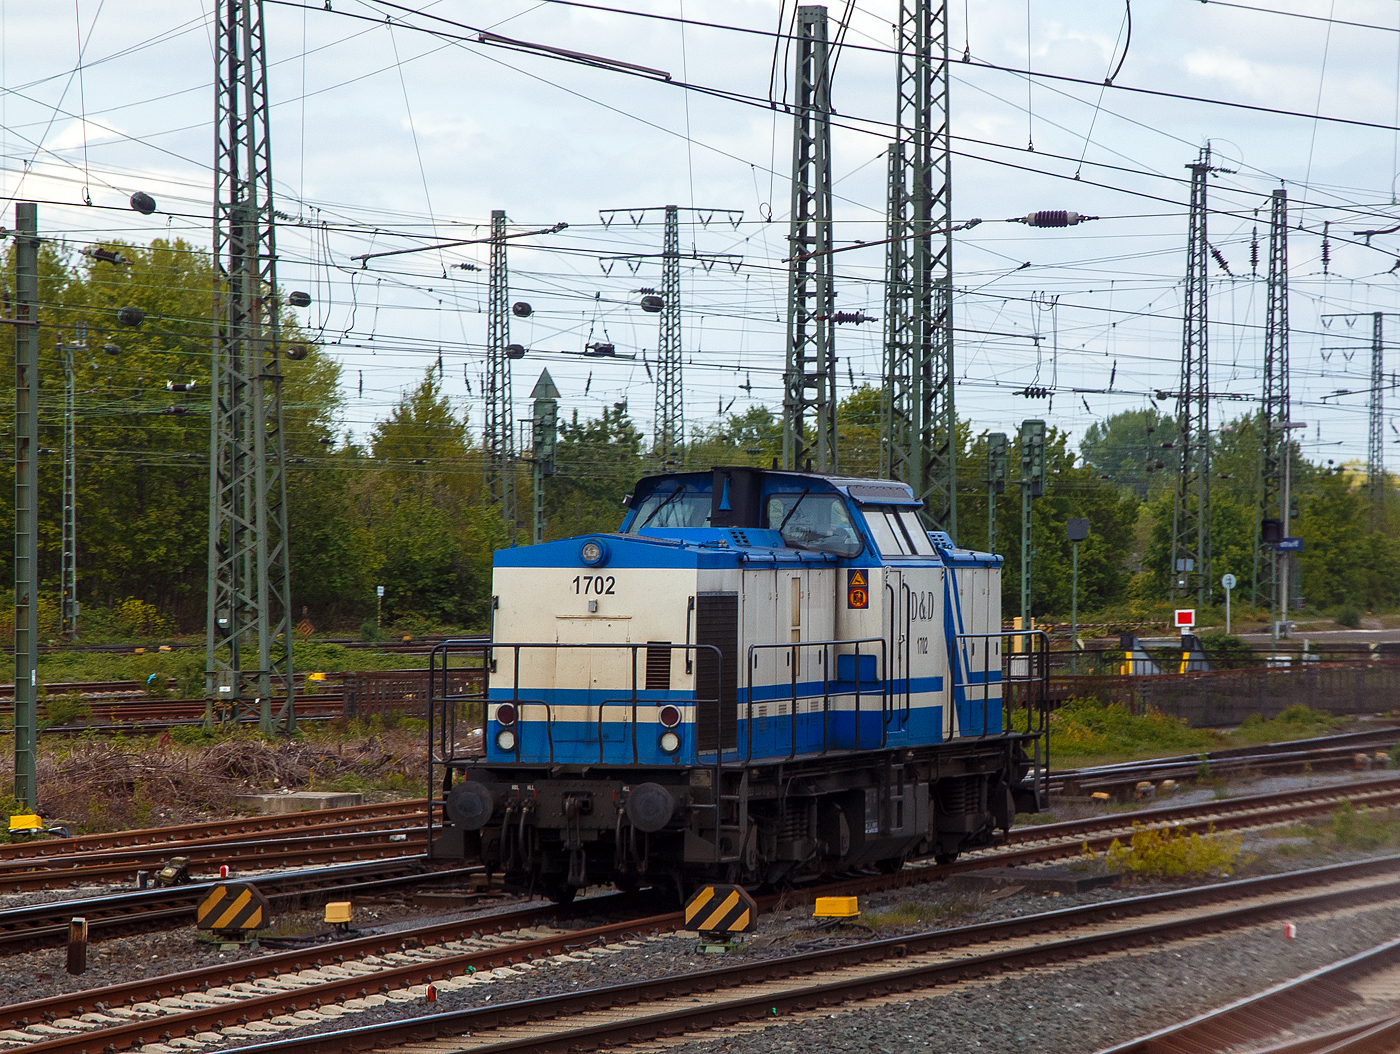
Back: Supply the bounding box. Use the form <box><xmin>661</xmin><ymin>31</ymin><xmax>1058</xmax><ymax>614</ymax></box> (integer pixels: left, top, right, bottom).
<box><xmin>1017</xmin><ymin>385</ymin><xmax>1051</xmax><ymax>398</ymax></box>
<box><xmin>1019</xmin><ymin>211</ymin><xmax>1096</xmax><ymax>227</ymax></box>
<box><xmin>84</xmin><ymin>246</ymin><xmax>129</xmax><ymax>266</ymax></box>
<box><xmin>1322</xmin><ymin>221</ymin><xmax>1330</xmax><ymax>275</ymax></box>
<box><xmin>828</xmin><ymin>311</ymin><xmax>877</xmax><ymax>324</ymax></box>
<box><xmin>1250</xmin><ymin>227</ymin><xmax>1259</xmax><ymax>276</ymax></box>
<box><xmin>1210</xmin><ymin>246</ymin><xmax>1233</xmax><ymax>277</ymax></box>
<box><xmin>166</xmin><ymin>381</ymin><xmax>198</xmax><ymax>392</ymax></box>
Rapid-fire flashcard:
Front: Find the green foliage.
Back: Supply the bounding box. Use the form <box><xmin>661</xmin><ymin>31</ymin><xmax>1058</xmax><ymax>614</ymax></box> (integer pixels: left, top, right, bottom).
<box><xmin>1081</xmin><ymin>408</ymin><xmax>1177</xmax><ymax>498</ymax></box>
<box><xmin>1048</xmin><ymin>697</ymin><xmax>1224</xmax><ymax>762</ymax></box>
<box><xmin>40</xmin><ymin>694</ymin><xmax>93</xmax><ymax>729</ymax></box>
<box><xmin>169</xmin><ymin>725</ymin><xmax>221</xmax><ymax>746</ymax></box>
<box><xmin>1336</xmin><ymin>604</ymin><xmax>1362</xmax><ymax>629</ymax></box>
<box><xmin>1231</xmin><ymin>704</ymin><xmax>1342</xmax><ymax>744</ymax></box>
<box><xmin>545</xmin><ymin>402</ymin><xmax>646</xmax><ymax>539</ymax></box>
<box><xmin>1103</xmin><ymin>824</ymin><xmax>1242</xmax><ymax>878</ymax></box>
<box><xmin>864</xmin><ymin>897</ymin><xmax>973</xmax><ymax>932</ymax></box>
<box><xmin>1322</xmin><ymin>801</ymin><xmax>1400</xmax><ymax>850</ymax></box>
<box><xmin>1197</xmin><ymin>632</ymin><xmax>1254</xmax><ymax>669</ymax></box>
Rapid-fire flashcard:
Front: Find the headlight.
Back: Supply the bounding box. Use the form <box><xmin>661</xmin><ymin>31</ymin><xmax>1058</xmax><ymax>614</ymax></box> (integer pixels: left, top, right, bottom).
<box><xmin>658</xmin><ymin>705</ymin><xmax>681</xmax><ymax>728</ymax></box>
<box><xmin>496</xmin><ymin>729</ymin><xmax>517</xmax><ymax>752</ymax></box>
<box><xmin>659</xmin><ymin>730</ymin><xmax>680</xmax><ymax>754</ymax></box>
<box><xmin>579</xmin><ymin>538</ymin><xmax>609</xmax><ymax>566</ymax></box>
<box><xmin>496</xmin><ymin>703</ymin><xmax>517</xmax><ymax>726</ymax></box>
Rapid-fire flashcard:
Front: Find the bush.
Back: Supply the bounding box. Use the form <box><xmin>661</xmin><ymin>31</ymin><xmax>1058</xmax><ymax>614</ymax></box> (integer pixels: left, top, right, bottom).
<box><xmin>1336</xmin><ymin>605</ymin><xmax>1362</xmax><ymax>629</ymax></box>
<box><xmin>1197</xmin><ymin>632</ymin><xmax>1254</xmax><ymax>669</ymax></box>
<box><xmin>114</xmin><ymin>597</ymin><xmax>174</xmax><ymax>638</ymax></box>
<box><xmin>40</xmin><ymin>694</ymin><xmax>93</xmax><ymax>729</ymax></box>
<box><xmin>1103</xmin><ymin>823</ymin><xmax>1242</xmax><ymax>878</ymax></box>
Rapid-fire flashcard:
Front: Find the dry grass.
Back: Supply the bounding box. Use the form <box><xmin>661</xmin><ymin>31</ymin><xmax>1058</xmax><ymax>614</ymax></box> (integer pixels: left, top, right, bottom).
<box><xmin>0</xmin><ymin>727</ymin><xmax>427</xmax><ymax>834</ymax></box>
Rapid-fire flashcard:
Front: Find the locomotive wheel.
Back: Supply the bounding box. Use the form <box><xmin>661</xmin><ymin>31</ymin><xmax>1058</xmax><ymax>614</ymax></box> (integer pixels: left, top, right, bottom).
<box><xmin>543</xmin><ymin>884</ymin><xmax>577</xmax><ymax>904</ymax></box>
<box><xmin>876</xmin><ymin>856</ymin><xmax>906</xmax><ymax>875</ymax></box>
<box><xmin>934</xmin><ymin>851</ymin><xmax>959</xmax><ymax>866</ymax></box>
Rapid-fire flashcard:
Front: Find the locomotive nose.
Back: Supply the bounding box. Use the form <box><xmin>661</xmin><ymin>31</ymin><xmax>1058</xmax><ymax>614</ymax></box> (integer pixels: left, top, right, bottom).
<box><xmin>445</xmin><ymin>781</ymin><xmax>497</xmax><ymax>830</ymax></box>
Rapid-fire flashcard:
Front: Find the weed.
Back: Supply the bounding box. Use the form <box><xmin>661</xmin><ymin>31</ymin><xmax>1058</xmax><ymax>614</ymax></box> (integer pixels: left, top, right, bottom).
<box><xmin>863</xmin><ymin>899</ymin><xmax>973</xmax><ymax>932</ymax></box>
<box><xmin>1103</xmin><ymin>824</ymin><xmax>1243</xmax><ymax>879</ymax></box>
<box><xmin>1328</xmin><ymin>801</ymin><xmax>1400</xmax><ymax>850</ymax></box>
<box><xmin>1048</xmin><ymin>698</ymin><xmax>1223</xmax><ymax>766</ymax></box>
<box><xmin>169</xmin><ymin>725</ymin><xmax>221</xmax><ymax>746</ymax></box>
<box><xmin>1336</xmin><ymin>605</ymin><xmax>1362</xmax><ymax>629</ymax></box>
<box><xmin>1232</xmin><ymin>705</ymin><xmax>1343</xmax><ymax>745</ymax></box>
<box><xmin>40</xmin><ymin>694</ymin><xmax>93</xmax><ymax>730</ymax></box>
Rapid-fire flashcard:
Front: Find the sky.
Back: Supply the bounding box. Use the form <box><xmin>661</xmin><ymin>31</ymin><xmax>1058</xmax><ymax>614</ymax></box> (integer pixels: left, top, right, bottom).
<box><xmin>4</xmin><ymin>0</ymin><xmax>1400</xmax><ymax>472</ymax></box>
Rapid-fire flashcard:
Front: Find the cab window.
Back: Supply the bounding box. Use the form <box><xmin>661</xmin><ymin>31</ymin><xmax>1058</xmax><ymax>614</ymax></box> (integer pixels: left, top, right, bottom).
<box><xmin>764</xmin><ymin>492</ymin><xmax>864</xmax><ymax>558</ymax></box>
<box><xmin>866</xmin><ymin>505</ymin><xmax>936</xmax><ymax>557</ymax></box>
<box><xmin>627</xmin><ymin>485</ymin><xmax>711</xmax><ymax>531</ymax></box>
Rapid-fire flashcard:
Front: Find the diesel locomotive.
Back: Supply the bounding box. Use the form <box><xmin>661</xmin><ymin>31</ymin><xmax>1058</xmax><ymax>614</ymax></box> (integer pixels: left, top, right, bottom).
<box><xmin>426</xmin><ymin>465</ymin><xmax>1049</xmax><ymax>901</ymax></box>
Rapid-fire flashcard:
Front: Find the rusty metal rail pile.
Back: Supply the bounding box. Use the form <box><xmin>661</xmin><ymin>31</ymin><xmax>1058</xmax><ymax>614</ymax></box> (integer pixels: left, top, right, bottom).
<box><xmin>0</xmin><ymin>802</ymin><xmax>431</xmax><ymax>894</ymax></box>
<box><xmin>13</xmin><ymin>853</ymin><xmax>1400</xmax><ymax>1054</ymax></box>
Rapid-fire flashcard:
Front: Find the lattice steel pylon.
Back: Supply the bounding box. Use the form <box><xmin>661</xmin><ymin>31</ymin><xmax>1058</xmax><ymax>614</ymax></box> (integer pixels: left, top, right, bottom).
<box><xmin>207</xmin><ymin>0</ymin><xmax>295</xmax><ymax>733</ymax></box>
<box><xmin>1370</xmin><ymin>312</ymin><xmax>1385</xmax><ymax>528</ymax></box>
<box><xmin>882</xmin><ymin>0</ymin><xmax>956</xmax><ymax>535</ymax></box>
<box><xmin>60</xmin><ymin>325</ymin><xmax>83</xmax><ymax>638</ymax></box>
<box><xmin>655</xmin><ymin>204</ymin><xmax>684</xmax><ymax>469</ymax></box>
<box><xmin>1253</xmin><ymin>188</ymin><xmax>1289</xmax><ymax>608</ymax></box>
<box><xmin>1170</xmin><ymin>148</ymin><xmax>1213</xmax><ymax>606</ymax></box>
<box><xmin>782</xmin><ymin>5</ymin><xmax>837</xmax><ymax>473</ymax></box>
<box><xmin>484</xmin><ymin>209</ymin><xmax>517</xmax><ymax>539</ymax></box>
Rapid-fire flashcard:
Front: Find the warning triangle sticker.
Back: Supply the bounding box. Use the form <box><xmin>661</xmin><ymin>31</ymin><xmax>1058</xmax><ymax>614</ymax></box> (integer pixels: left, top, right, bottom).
<box><xmin>849</xmin><ymin>570</ymin><xmax>867</xmax><ymax>587</ymax></box>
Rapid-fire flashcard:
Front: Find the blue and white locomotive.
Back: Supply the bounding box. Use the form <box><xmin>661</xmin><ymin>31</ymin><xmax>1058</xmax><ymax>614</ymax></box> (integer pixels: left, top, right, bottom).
<box><xmin>428</xmin><ymin>465</ymin><xmax>1049</xmax><ymax>900</ymax></box>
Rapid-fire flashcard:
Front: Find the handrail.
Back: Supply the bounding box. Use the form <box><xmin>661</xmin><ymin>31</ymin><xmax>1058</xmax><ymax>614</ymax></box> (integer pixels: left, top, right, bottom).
<box><xmin>743</xmin><ymin>637</ymin><xmax>887</xmax><ymax>758</ymax></box>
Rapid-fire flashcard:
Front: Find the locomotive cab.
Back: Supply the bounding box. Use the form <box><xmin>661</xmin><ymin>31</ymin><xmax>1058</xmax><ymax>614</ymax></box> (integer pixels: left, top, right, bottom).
<box><xmin>428</xmin><ymin>466</ymin><xmax>1049</xmax><ymax>900</ymax></box>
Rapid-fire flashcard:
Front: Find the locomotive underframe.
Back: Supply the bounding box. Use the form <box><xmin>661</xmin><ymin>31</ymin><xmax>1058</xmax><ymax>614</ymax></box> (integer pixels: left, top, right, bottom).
<box><xmin>429</xmin><ymin>733</ymin><xmax>1039</xmax><ymax>895</ymax></box>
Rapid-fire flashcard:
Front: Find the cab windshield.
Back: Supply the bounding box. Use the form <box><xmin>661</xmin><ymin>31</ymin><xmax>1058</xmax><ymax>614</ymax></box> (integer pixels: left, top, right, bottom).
<box><xmin>627</xmin><ymin>484</ymin><xmax>711</xmax><ymax>531</ymax></box>
<box><xmin>764</xmin><ymin>492</ymin><xmax>864</xmax><ymax>558</ymax></box>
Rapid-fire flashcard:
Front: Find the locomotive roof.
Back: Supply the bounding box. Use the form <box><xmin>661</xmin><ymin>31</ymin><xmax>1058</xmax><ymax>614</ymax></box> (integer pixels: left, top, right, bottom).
<box><xmin>628</xmin><ymin>467</ymin><xmax>923</xmax><ymax>506</ymax></box>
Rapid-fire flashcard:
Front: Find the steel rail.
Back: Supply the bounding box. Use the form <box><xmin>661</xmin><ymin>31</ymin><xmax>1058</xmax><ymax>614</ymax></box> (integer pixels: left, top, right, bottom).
<box><xmin>1097</xmin><ymin>934</ymin><xmax>1400</xmax><ymax>1054</ymax></box>
<box><xmin>0</xmin><ymin>859</ymin><xmax>480</xmax><ymax>955</ymax></box>
<box><xmin>0</xmin><ymin>829</ymin><xmax>429</xmax><ymax>893</ymax></box>
<box><xmin>0</xmin><ymin>801</ymin><xmax>430</xmax><ymax>861</ymax></box>
<box><xmin>1</xmin><ymin>894</ymin><xmax>635</xmax><ymax>1029</ymax></box>
<box><xmin>73</xmin><ymin>856</ymin><xmax>1400</xmax><ymax>1054</ymax></box>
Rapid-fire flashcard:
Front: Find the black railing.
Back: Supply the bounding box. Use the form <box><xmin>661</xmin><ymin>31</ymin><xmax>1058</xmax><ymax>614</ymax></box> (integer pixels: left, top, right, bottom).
<box><xmin>952</xmin><ymin>629</ymin><xmax>1051</xmax><ymax>806</ymax></box>
<box><xmin>742</xmin><ymin>638</ymin><xmax>888</xmax><ymax>760</ymax></box>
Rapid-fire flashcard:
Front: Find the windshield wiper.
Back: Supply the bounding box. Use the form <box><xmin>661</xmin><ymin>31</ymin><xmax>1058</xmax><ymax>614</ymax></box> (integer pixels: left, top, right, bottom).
<box><xmin>777</xmin><ymin>489</ymin><xmax>810</xmax><ymax>533</ymax></box>
<box><xmin>638</xmin><ymin>486</ymin><xmax>687</xmax><ymax>529</ymax></box>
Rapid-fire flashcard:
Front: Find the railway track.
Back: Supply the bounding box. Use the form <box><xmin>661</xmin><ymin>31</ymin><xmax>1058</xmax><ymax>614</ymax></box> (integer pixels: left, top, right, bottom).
<box><xmin>1051</xmin><ymin>727</ymin><xmax>1400</xmax><ymax>797</ymax></box>
<box><xmin>0</xmin><ymin>802</ymin><xmax>431</xmax><ymax>893</ymax></box>
<box><xmin>1099</xmin><ymin>931</ymin><xmax>1400</xmax><ymax>1054</ymax></box>
<box><xmin>11</xmin><ymin>852</ymin><xmax>1400</xmax><ymax>1054</ymax></box>
<box><xmin>0</xmin><ymin>858</ymin><xmax>483</xmax><ymax>955</ymax></box>
<box><xmin>5</xmin><ymin>773</ymin><xmax>1395</xmax><ymax>944</ymax></box>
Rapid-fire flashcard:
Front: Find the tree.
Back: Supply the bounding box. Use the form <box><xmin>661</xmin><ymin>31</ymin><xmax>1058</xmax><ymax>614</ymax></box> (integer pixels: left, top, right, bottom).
<box><xmin>1081</xmin><ymin>408</ymin><xmax>1177</xmax><ymax>498</ymax></box>
<box><xmin>545</xmin><ymin>402</ymin><xmax>645</xmax><ymax>538</ymax></box>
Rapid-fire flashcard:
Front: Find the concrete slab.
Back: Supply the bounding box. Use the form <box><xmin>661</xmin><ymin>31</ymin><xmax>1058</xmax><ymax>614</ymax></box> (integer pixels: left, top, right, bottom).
<box><xmin>948</xmin><ymin>865</ymin><xmax>1122</xmax><ymax>895</ymax></box>
<box><xmin>234</xmin><ymin>792</ymin><xmax>363</xmax><ymax>814</ymax></box>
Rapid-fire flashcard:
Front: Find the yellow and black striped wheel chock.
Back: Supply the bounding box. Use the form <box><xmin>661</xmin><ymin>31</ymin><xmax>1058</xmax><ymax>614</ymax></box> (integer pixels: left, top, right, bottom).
<box><xmin>196</xmin><ymin>882</ymin><xmax>270</xmax><ymax>936</ymax></box>
<box><xmin>683</xmin><ymin>884</ymin><xmax>757</xmax><ymax>936</ymax></box>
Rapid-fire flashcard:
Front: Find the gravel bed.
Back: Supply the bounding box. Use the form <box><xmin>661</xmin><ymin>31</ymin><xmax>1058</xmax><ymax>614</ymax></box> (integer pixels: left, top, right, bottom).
<box><xmin>653</xmin><ymin>899</ymin><xmax>1400</xmax><ymax>1054</ymax></box>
